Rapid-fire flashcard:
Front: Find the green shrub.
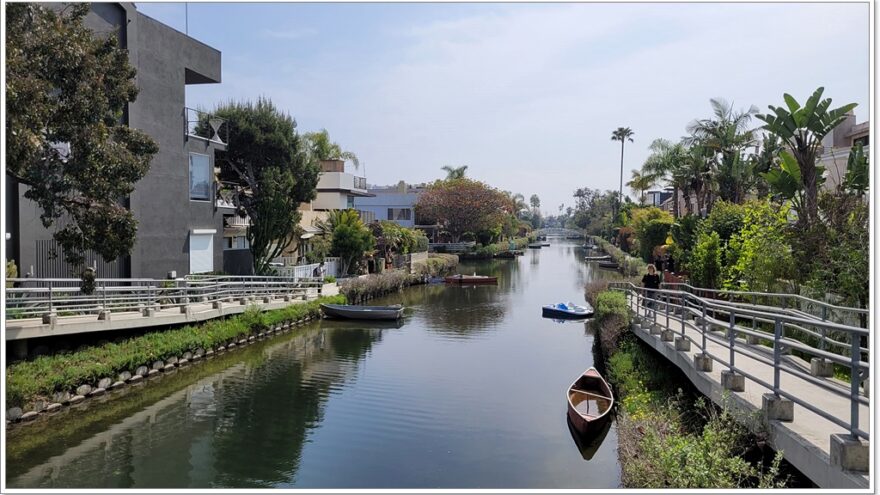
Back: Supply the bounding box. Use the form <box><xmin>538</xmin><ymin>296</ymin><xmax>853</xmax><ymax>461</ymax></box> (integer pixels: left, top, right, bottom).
<box><xmin>5</xmin><ymin>295</ymin><xmax>345</xmax><ymax>409</ymax></box>
<box><xmin>595</xmin><ymin>290</ymin><xmax>630</xmax><ymax>326</ymax></box>
<box><xmin>690</xmin><ymin>231</ymin><xmax>723</xmax><ymax>289</ymax></box>
<box><xmin>324</xmin><ymin>275</ymin><xmax>336</xmax><ymax>283</ymax></box>
<box><xmin>725</xmin><ymin>201</ymin><xmax>795</xmax><ymax>292</ymax></box>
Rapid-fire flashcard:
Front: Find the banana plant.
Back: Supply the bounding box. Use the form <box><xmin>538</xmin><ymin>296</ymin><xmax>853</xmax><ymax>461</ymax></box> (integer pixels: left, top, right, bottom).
<box><xmin>756</xmin><ymin>87</ymin><xmax>856</xmax><ymax>225</ymax></box>
<box><xmin>842</xmin><ymin>143</ymin><xmax>869</xmax><ymax>196</ymax></box>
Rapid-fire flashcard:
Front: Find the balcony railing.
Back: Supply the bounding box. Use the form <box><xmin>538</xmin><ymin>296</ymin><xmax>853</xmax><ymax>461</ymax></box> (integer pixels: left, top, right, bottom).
<box><xmin>354</xmin><ymin>176</ymin><xmax>367</xmax><ymax>190</ymax></box>
<box><xmin>185</xmin><ymin>107</ymin><xmax>228</xmax><ymax>146</ymax></box>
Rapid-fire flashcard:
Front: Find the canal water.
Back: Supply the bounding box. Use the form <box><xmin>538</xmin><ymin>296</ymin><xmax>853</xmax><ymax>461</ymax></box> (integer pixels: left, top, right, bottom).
<box><xmin>7</xmin><ymin>240</ymin><xmax>624</xmax><ymax>489</ymax></box>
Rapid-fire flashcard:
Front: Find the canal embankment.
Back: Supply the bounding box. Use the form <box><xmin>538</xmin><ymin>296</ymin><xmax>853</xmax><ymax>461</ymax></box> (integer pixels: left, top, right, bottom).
<box><xmin>340</xmin><ymin>253</ymin><xmax>458</xmax><ymax>303</ymax></box>
<box><xmin>589</xmin><ymin>287</ymin><xmax>801</xmax><ymax>488</ymax></box>
<box><xmin>5</xmin><ymin>294</ymin><xmax>346</xmax><ymax>423</ymax></box>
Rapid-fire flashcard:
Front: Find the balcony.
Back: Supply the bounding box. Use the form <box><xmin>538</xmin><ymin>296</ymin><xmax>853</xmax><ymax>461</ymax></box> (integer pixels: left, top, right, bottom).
<box><xmin>185</xmin><ymin>107</ymin><xmax>228</xmax><ymax>147</ymax></box>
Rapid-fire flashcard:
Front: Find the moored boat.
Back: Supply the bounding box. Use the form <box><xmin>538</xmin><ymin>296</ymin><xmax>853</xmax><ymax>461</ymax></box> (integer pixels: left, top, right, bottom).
<box><xmin>540</xmin><ymin>242</ymin><xmax>551</xmax><ymax>247</ymax></box>
<box><xmin>567</xmin><ymin>367</ymin><xmax>614</xmax><ymax>436</ymax></box>
<box><xmin>598</xmin><ymin>261</ymin><xmax>619</xmax><ymax>269</ymax></box>
<box><xmin>527</xmin><ymin>243</ymin><xmax>542</xmax><ymax>249</ymax></box>
<box><xmin>320</xmin><ymin>303</ymin><xmax>405</xmax><ymax>320</ymax></box>
<box><xmin>444</xmin><ymin>274</ymin><xmax>498</xmax><ymax>284</ymax></box>
<box><xmin>584</xmin><ymin>255</ymin><xmax>611</xmax><ymax>261</ymax></box>
<box><xmin>542</xmin><ymin>302</ymin><xmax>594</xmax><ymax>319</ymax></box>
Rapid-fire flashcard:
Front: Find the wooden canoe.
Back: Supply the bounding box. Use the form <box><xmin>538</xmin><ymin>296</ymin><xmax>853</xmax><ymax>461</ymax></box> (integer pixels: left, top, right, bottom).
<box><xmin>444</xmin><ymin>274</ymin><xmax>498</xmax><ymax>285</ymax></box>
<box><xmin>567</xmin><ymin>367</ymin><xmax>614</xmax><ymax>436</ymax></box>
<box><xmin>320</xmin><ymin>303</ymin><xmax>404</xmax><ymax>320</ymax></box>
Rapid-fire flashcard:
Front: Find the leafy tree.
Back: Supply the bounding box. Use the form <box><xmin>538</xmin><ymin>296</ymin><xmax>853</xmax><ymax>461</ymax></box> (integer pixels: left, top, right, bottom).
<box><xmin>212</xmin><ymin>98</ymin><xmax>320</xmax><ymax>274</ymax></box>
<box><xmin>329</xmin><ymin>209</ymin><xmax>374</xmax><ymax>275</ymax></box>
<box><xmin>690</xmin><ymin>231</ymin><xmax>722</xmax><ymax>289</ymax></box>
<box><xmin>668</xmin><ymin>214</ymin><xmax>701</xmax><ymax>272</ymax></box>
<box><xmin>809</xmin><ymin>192</ymin><xmax>868</xmax><ymax>314</ymax></box>
<box><xmin>699</xmin><ymin>200</ymin><xmax>745</xmax><ymax>244</ymax></box>
<box><xmin>371</xmin><ymin>221</ymin><xmax>422</xmax><ymax>261</ymax></box>
<box><xmin>6</xmin><ymin>3</ymin><xmax>158</xmax><ymax>269</ymax></box>
<box><xmin>303</xmin><ymin>128</ymin><xmax>359</xmax><ymax>169</ymax></box>
<box><xmin>529</xmin><ymin>194</ymin><xmax>541</xmax><ymax>210</ymax></box>
<box><xmin>571</xmin><ymin>188</ymin><xmax>618</xmax><ymax>237</ymax></box>
<box><xmin>630</xmin><ymin>207</ymin><xmax>673</xmax><ymax>261</ymax></box>
<box><xmin>441</xmin><ymin>165</ymin><xmax>468</xmax><ymax>180</ymax></box>
<box><xmin>756</xmin><ymin>87</ymin><xmax>857</xmax><ymax>226</ymax></box>
<box><xmin>725</xmin><ymin>201</ymin><xmax>795</xmax><ymax>292</ymax></box>
<box><xmin>641</xmin><ymin>138</ymin><xmax>690</xmax><ymax>217</ymax></box>
<box><xmin>414</xmin><ymin>178</ymin><xmax>510</xmax><ymax>242</ymax></box>
<box><xmin>611</xmin><ymin>127</ymin><xmax>635</xmax><ymax>215</ymax></box>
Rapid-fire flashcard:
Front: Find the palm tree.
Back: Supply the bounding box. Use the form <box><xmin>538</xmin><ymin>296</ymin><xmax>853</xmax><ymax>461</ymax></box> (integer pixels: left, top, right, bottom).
<box><xmin>502</xmin><ymin>191</ymin><xmax>528</xmax><ymax>219</ymax></box>
<box><xmin>441</xmin><ymin>165</ymin><xmax>468</xmax><ymax>180</ymax></box>
<box><xmin>626</xmin><ymin>169</ymin><xmax>656</xmax><ymax>205</ymax></box>
<box><xmin>685</xmin><ymin>98</ymin><xmax>757</xmax><ymax>207</ymax></box>
<box><xmin>304</xmin><ymin>129</ymin><xmax>360</xmax><ymax>169</ymax></box>
<box><xmin>642</xmin><ymin>138</ymin><xmax>694</xmax><ymax>217</ymax></box>
<box><xmin>611</xmin><ymin>127</ymin><xmax>635</xmax><ymax>217</ymax></box>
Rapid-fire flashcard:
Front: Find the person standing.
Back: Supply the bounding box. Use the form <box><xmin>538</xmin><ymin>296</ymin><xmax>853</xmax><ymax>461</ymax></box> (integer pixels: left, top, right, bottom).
<box><xmin>642</xmin><ymin>264</ymin><xmax>661</xmax><ymax>308</ymax></box>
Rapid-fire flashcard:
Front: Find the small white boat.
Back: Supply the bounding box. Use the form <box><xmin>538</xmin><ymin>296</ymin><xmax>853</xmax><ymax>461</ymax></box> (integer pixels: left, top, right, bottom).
<box><xmin>542</xmin><ymin>302</ymin><xmax>594</xmax><ymax>319</ymax></box>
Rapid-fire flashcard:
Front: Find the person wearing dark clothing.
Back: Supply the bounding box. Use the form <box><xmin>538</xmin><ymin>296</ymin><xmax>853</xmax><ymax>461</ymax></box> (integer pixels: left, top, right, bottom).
<box><xmin>642</xmin><ymin>264</ymin><xmax>661</xmax><ymax>308</ymax></box>
<box><xmin>666</xmin><ymin>254</ymin><xmax>675</xmax><ymax>274</ymax></box>
<box><xmin>654</xmin><ymin>255</ymin><xmax>664</xmax><ymax>273</ymax></box>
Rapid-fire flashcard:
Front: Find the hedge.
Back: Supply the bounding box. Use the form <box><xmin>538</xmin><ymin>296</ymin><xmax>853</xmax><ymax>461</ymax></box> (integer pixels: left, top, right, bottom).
<box><xmin>6</xmin><ymin>295</ymin><xmax>346</xmax><ymax>409</ymax></box>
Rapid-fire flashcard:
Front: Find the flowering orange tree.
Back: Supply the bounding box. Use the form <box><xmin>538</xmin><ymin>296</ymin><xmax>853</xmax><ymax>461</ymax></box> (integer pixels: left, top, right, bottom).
<box><xmin>415</xmin><ymin>179</ymin><xmax>511</xmax><ymax>242</ymax></box>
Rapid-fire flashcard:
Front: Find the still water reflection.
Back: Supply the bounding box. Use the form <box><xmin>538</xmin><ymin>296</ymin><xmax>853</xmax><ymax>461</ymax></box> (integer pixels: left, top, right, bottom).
<box><xmin>6</xmin><ymin>240</ymin><xmax>623</xmax><ymax>488</ymax></box>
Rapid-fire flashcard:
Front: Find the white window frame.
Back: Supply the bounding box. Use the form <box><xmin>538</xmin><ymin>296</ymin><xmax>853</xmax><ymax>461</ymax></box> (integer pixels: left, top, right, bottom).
<box><xmin>189</xmin><ymin>152</ymin><xmax>212</xmax><ymax>201</ymax></box>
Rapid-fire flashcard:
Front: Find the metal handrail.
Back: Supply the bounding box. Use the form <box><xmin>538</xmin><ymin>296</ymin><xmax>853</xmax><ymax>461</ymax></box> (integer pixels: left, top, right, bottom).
<box><xmin>5</xmin><ymin>276</ymin><xmax>324</xmax><ymax>319</ymax></box>
<box><xmin>662</xmin><ymin>282</ymin><xmax>869</xmax><ymax>325</ymax></box>
<box><xmin>610</xmin><ymin>282</ymin><xmax>869</xmax><ymax>441</ymax></box>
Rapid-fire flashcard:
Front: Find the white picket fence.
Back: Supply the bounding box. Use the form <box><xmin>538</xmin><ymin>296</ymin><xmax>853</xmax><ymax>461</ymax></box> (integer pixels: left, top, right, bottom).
<box><xmin>275</xmin><ymin>257</ymin><xmax>340</xmax><ymax>279</ymax></box>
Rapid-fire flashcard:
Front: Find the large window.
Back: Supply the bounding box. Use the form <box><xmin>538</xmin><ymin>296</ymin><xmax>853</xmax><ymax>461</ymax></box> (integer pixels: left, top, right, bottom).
<box><xmin>387</xmin><ymin>208</ymin><xmax>412</xmax><ymax>221</ymax></box>
<box><xmin>189</xmin><ymin>153</ymin><xmax>211</xmax><ymax>200</ymax></box>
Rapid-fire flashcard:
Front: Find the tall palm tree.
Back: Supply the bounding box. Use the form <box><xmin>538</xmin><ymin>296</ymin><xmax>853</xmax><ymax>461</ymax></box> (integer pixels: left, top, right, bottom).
<box><xmin>611</xmin><ymin>127</ymin><xmax>635</xmax><ymax>217</ymax></box>
<box><xmin>441</xmin><ymin>165</ymin><xmax>468</xmax><ymax>180</ymax></box>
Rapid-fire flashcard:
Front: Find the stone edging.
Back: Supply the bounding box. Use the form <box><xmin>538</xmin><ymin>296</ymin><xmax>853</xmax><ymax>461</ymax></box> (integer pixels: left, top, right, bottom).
<box><xmin>6</xmin><ymin>314</ymin><xmax>320</xmax><ymax>428</ymax></box>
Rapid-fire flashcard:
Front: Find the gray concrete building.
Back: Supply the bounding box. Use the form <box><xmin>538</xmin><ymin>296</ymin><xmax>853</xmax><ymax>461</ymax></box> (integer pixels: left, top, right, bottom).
<box><xmin>6</xmin><ymin>3</ymin><xmax>230</xmax><ymax>279</ymax></box>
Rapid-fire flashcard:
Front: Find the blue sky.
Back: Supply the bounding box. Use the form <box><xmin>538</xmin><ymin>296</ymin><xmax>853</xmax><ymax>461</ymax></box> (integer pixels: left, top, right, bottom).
<box><xmin>139</xmin><ymin>2</ymin><xmax>869</xmax><ymax>214</ymax></box>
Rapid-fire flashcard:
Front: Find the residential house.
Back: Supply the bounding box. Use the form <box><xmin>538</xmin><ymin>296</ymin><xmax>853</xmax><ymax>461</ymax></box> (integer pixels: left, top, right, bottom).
<box><xmin>353</xmin><ymin>181</ymin><xmax>427</xmax><ymax>228</ymax></box>
<box><xmin>6</xmin><ymin>3</ymin><xmax>228</xmax><ymax>279</ymax></box>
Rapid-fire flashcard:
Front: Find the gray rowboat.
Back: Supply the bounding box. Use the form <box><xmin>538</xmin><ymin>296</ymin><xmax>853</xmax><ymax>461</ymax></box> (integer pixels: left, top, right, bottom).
<box><xmin>320</xmin><ymin>303</ymin><xmax>405</xmax><ymax>320</ymax></box>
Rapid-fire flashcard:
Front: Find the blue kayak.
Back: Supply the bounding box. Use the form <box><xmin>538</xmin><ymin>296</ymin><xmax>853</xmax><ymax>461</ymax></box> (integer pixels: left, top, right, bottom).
<box><xmin>542</xmin><ymin>302</ymin><xmax>594</xmax><ymax>319</ymax></box>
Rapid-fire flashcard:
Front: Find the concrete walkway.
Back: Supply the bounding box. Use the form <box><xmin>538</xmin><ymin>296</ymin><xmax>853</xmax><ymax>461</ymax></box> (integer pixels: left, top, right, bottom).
<box><xmin>629</xmin><ymin>300</ymin><xmax>870</xmax><ymax>489</ymax></box>
<box><xmin>5</xmin><ymin>284</ymin><xmax>338</xmax><ymax>344</ymax></box>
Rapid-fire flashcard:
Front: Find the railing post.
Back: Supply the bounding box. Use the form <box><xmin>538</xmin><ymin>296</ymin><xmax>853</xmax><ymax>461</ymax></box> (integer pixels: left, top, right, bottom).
<box><xmin>48</xmin><ymin>280</ymin><xmax>54</xmax><ymax>313</ymax></box>
<box><xmin>850</xmin><ymin>335</ymin><xmax>860</xmax><ymax>439</ymax></box>
<box><xmin>820</xmin><ymin>306</ymin><xmax>828</xmax><ymax>353</ymax></box>
<box><xmin>102</xmin><ymin>280</ymin><xmax>107</xmax><ymax>310</ymax></box>
<box><xmin>701</xmin><ymin>300</ymin><xmax>707</xmax><ymax>352</ymax></box>
<box><xmin>665</xmin><ymin>291</ymin><xmax>670</xmax><ymax>329</ymax></box>
<box><xmin>728</xmin><ymin>309</ymin><xmax>736</xmax><ymax>371</ymax></box>
<box><xmin>773</xmin><ymin>317</ymin><xmax>782</xmax><ymax>396</ymax></box>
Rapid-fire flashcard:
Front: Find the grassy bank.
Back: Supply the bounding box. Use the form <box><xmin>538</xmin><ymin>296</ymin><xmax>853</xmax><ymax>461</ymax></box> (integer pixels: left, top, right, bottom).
<box><xmin>6</xmin><ymin>295</ymin><xmax>345</xmax><ymax>410</ymax></box>
<box><xmin>460</xmin><ymin>236</ymin><xmax>534</xmax><ymax>259</ymax></box>
<box><xmin>340</xmin><ymin>253</ymin><xmax>458</xmax><ymax>303</ymax></box>
<box><xmin>590</xmin><ymin>235</ymin><xmax>648</xmax><ymax>277</ymax></box>
<box><xmin>592</xmin><ymin>289</ymin><xmax>787</xmax><ymax>488</ymax></box>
